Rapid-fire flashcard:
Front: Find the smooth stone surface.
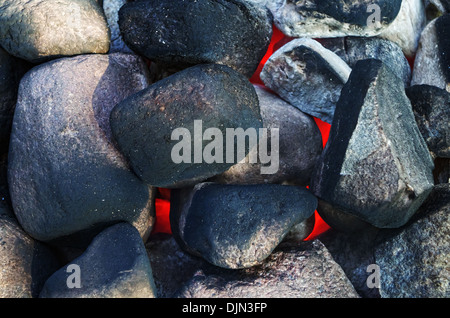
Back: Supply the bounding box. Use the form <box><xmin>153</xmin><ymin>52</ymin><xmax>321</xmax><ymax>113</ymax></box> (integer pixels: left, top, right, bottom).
<box><xmin>175</xmin><ymin>240</ymin><xmax>360</xmax><ymax>298</ymax></box>
<box><xmin>261</xmin><ymin>38</ymin><xmax>352</xmax><ymax>124</ymax></box>
<box><xmin>0</xmin><ymin>0</ymin><xmax>110</xmax><ymax>63</ymax></box>
<box><xmin>320</xmin><ymin>37</ymin><xmax>411</xmax><ymax>86</ymax></box>
<box><xmin>212</xmin><ymin>85</ymin><xmax>323</xmax><ymax>186</ymax></box>
<box><xmin>0</xmin><ymin>206</ymin><xmax>59</xmax><ymax>298</ymax></box>
<box><xmin>110</xmin><ymin>64</ymin><xmax>262</xmax><ymax>188</ymax></box>
<box><xmin>268</xmin><ymin>0</ymin><xmax>402</xmax><ymax>38</ymax></box>
<box><xmin>8</xmin><ymin>53</ymin><xmax>155</xmax><ymax>244</ymax></box>
<box><xmin>379</xmin><ymin>0</ymin><xmax>426</xmax><ymax>57</ymax></box>
<box><xmin>40</xmin><ymin>223</ymin><xmax>157</xmax><ymax>298</ymax></box>
<box><xmin>406</xmin><ymin>85</ymin><xmax>450</xmax><ymax>159</ymax></box>
<box><xmin>412</xmin><ymin>14</ymin><xmax>450</xmax><ymax>93</ymax></box>
<box><xmin>119</xmin><ymin>0</ymin><xmax>272</xmax><ymax>78</ymax></box>
<box><xmin>170</xmin><ymin>182</ymin><xmax>317</xmax><ymax>269</ymax></box>
<box><xmin>375</xmin><ymin>184</ymin><xmax>450</xmax><ymax>298</ymax></box>
<box><xmin>311</xmin><ymin>59</ymin><xmax>435</xmax><ymax>230</ymax></box>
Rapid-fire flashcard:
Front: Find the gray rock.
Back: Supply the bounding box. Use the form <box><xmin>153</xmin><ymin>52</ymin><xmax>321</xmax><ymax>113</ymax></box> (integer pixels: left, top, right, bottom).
<box><xmin>170</xmin><ymin>182</ymin><xmax>317</xmax><ymax>269</ymax></box>
<box><xmin>412</xmin><ymin>14</ymin><xmax>450</xmax><ymax>93</ymax></box>
<box><xmin>0</xmin><ymin>48</ymin><xmax>30</xmax><ymax>153</ymax></box>
<box><xmin>267</xmin><ymin>0</ymin><xmax>402</xmax><ymax>38</ymax></box>
<box><xmin>0</xmin><ymin>205</ymin><xmax>59</xmax><ymax>298</ymax></box>
<box><xmin>146</xmin><ymin>234</ymin><xmax>205</xmax><ymax>298</ymax></box>
<box><xmin>176</xmin><ymin>240</ymin><xmax>360</xmax><ymax>298</ymax></box>
<box><xmin>311</xmin><ymin>59</ymin><xmax>435</xmax><ymax>230</ymax></box>
<box><xmin>320</xmin><ymin>228</ymin><xmax>381</xmax><ymax>298</ymax></box>
<box><xmin>406</xmin><ymin>85</ymin><xmax>450</xmax><ymax>159</ymax></box>
<box><xmin>375</xmin><ymin>184</ymin><xmax>450</xmax><ymax>298</ymax></box>
<box><xmin>103</xmin><ymin>0</ymin><xmax>133</xmax><ymax>53</ymax></box>
<box><xmin>0</xmin><ymin>0</ymin><xmax>110</xmax><ymax>63</ymax></box>
<box><xmin>212</xmin><ymin>85</ymin><xmax>323</xmax><ymax>186</ymax></box>
<box><xmin>8</xmin><ymin>53</ymin><xmax>155</xmax><ymax>245</ymax></box>
<box><xmin>118</xmin><ymin>0</ymin><xmax>272</xmax><ymax>78</ymax></box>
<box><xmin>261</xmin><ymin>38</ymin><xmax>352</xmax><ymax>124</ymax></box>
<box><xmin>379</xmin><ymin>0</ymin><xmax>426</xmax><ymax>57</ymax></box>
<box><xmin>40</xmin><ymin>223</ymin><xmax>157</xmax><ymax>298</ymax></box>
<box><xmin>320</xmin><ymin>37</ymin><xmax>411</xmax><ymax>86</ymax></box>
<box><xmin>110</xmin><ymin>64</ymin><xmax>262</xmax><ymax>188</ymax></box>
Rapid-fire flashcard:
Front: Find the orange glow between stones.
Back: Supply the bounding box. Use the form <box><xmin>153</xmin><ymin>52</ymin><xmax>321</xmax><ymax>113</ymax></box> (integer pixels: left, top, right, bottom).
<box><xmin>151</xmin><ymin>25</ymin><xmax>332</xmax><ymax>238</ymax></box>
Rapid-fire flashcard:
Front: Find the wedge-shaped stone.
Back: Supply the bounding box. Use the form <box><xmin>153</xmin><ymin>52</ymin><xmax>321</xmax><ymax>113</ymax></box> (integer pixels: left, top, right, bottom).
<box><xmin>311</xmin><ymin>59</ymin><xmax>434</xmax><ymax>230</ymax></box>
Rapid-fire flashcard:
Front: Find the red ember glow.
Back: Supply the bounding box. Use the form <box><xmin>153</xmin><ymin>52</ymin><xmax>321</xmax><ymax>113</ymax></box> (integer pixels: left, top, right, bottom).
<box><xmin>151</xmin><ymin>24</ymin><xmax>332</xmax><ymax>238</ymax></box>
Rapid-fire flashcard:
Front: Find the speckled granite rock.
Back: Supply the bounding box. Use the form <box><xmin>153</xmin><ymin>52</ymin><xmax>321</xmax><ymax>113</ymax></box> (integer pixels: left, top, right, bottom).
<box><xmin>0</xmin><ymin>0</ymin><xmax>110</xmax><ymax>63</ymax></box>
<box><xmin>175</xmin><ymin>240</ymin><xmax>360</xmax><ymax>298</ymax></box>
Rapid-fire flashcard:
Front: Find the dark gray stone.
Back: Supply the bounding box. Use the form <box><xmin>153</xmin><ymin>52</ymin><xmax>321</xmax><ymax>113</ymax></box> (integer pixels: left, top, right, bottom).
<box><xmin>146</xmin><ymin>234</ymin><xmax>205</xmax><ymax>298</ymax></box>
<box><xmin>118</xmin><ymin>0</ymin><xmax>272</xmax><ymax>78</ymax></box>
<box><xmin>320</xmin><ymin>37</ymin><xmax>411</xmax><ymax>86</ymax></box>
<box><xmin>170</xmin><ymin>182</ymin><xmax>317</xmax><ymax>269</ymax></box>
<box><xmin>8</xmin><ymin>53</ymin><xmax>155</xmax><ymax>245</ymax></box>
<box><xmin>375</xmin><ymin>184</ymin><xmax>450</xmax><ymax>298</ymax></box>
<box><xmin>261</xmin><ymin>38</ymin><xmax>352</xmax><ymax>124</ymax></box>
<box><xmin>175</xmin><ymin>240</ymin><xmax>360</xmax><ymax>298</ymax></box>
<box><xmin>433</xmin><ymin>158</ymin><xmax>449</xmax><ymax>184</ymax></box>
<box><xmin>0</xmin><ymin>0</ymin><xmax>110</xmax><ymax>63</ymax></box>
<box><xmin>320</xmin><ymin>228</ymin><xmax>381</xmax><ymax>298</ymax></box>
<box><xmin>0</xmin><ymin>48</ymin><xmax>30</xmax><ymax>153</ymax></box>
<box><xmin>212</xmin><ymin>85</ymin><xmax>323</xmax><ymax>186</ymax></box>
<box><xmin>0</xmin><ymin>205</ymin><xmax>59</xmax><ymax>298</ymax></box>
<box><xmin>412</xmin><ymin>14</ymin><xmax>450</xmax><ymax>93</ymax></box>
<box><xmin>110</xmin><ymin>63</ymin><xmax>262</xmax><ymax>188</ymax></box>
<box><xmin>311</xmin><ymin>59</ymin><xmax>435</xmax><ymax>230</ymax></box>
<box><xmin>268</xmin><ymin>0</ymin><xmax>402</xmax><ymax>38</ymax></box>
<box><xmin>40</xmin><ymin>223</ymin><xmax>157</xmax><ymax>298</ymax></box>
<box><xmin>406</xmin><ymin>85</ymin><xmax>450</xmax><ymax>159</ymax></box>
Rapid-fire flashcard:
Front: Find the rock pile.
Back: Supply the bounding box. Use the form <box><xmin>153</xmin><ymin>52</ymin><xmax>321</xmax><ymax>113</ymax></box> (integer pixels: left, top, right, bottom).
<box><xmin>0</xmin><ymin>0</ymin><xmax>448</xmax><ymax>299</ymax></box>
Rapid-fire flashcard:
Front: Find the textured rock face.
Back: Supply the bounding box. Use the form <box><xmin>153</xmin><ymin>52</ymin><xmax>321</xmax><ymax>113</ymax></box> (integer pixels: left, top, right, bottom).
<box><xmin>0</xmin><ymin>0</ymin><xmax>110</xmax><ymax>63</ymax></box>
<box><xmin>40</xmin><ymin>223</ymin><xmax>157</xmax><ymax>298</ymax></box>
<box><xmin>406</xmin><ymin>85</ymin><xmax>450</xmax><ymax>159</ymax></box>
<box><xmin>375</xmin><ymin>184</ymin><xmax>450</xmax><ymax>298</ymax></box>
<box><xmin>261</xmin><ymin>38</ymin><xmax>352</xmax><ymax>124</ymax></box>
<box><xmin>412</xmin><ymin>14</ymin><xmax>450</xmax><ymax>93</ymax></box>
<box><xmin>146</xmin><ymin>234</ymin><xmax>204</xmax><ymax>298</ymax></box>
<box><xmin>170</xmin><ymin>182</ymin><xmax>317</xmax><ymax>269</ymax></box>
<box><xmin>8</xmin><ymin>54</ymin><xmax>155</xmax><ymax>244</ymax></box>
<box><xmin>118</xmin><ymin>0</ymin><xmax>272</xmax><ymax>78</ymax></box>
<box><xmin>379</xmin><ymin>0</ymin><xmax>426</xmax><ymax>57</ymax></box>
<box><xmin>268</xmin><ymin>0</ymin><xmax>402</xmax><ymax>38</ymax></box>
<box><xmin>0</xmin><ymin>206</ymin><xmax>59</xmax><ymax>298</ymax></box>
<box><xmin>311</xmin><ymin>59</ymin><xmax>435</xmax><ymax>230</ymax></box>
<box><xmin>320</xmin><ymin>37</ymin><xmax>411</xmax><ymax>86</ymax></box>
<box><xmin>110</xmin><ymin>63</ymin><xmax>262</xmax><ymax>188</ymax></box>
<box><xmin>175</xmin><ymin>240</ymin><xmax>360</xmax><ymax>298</ymax></box>
<box><xmin>213</xmin><ymin>85</ymin><xmax>323</xmax><ymax>186</ymax></box>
